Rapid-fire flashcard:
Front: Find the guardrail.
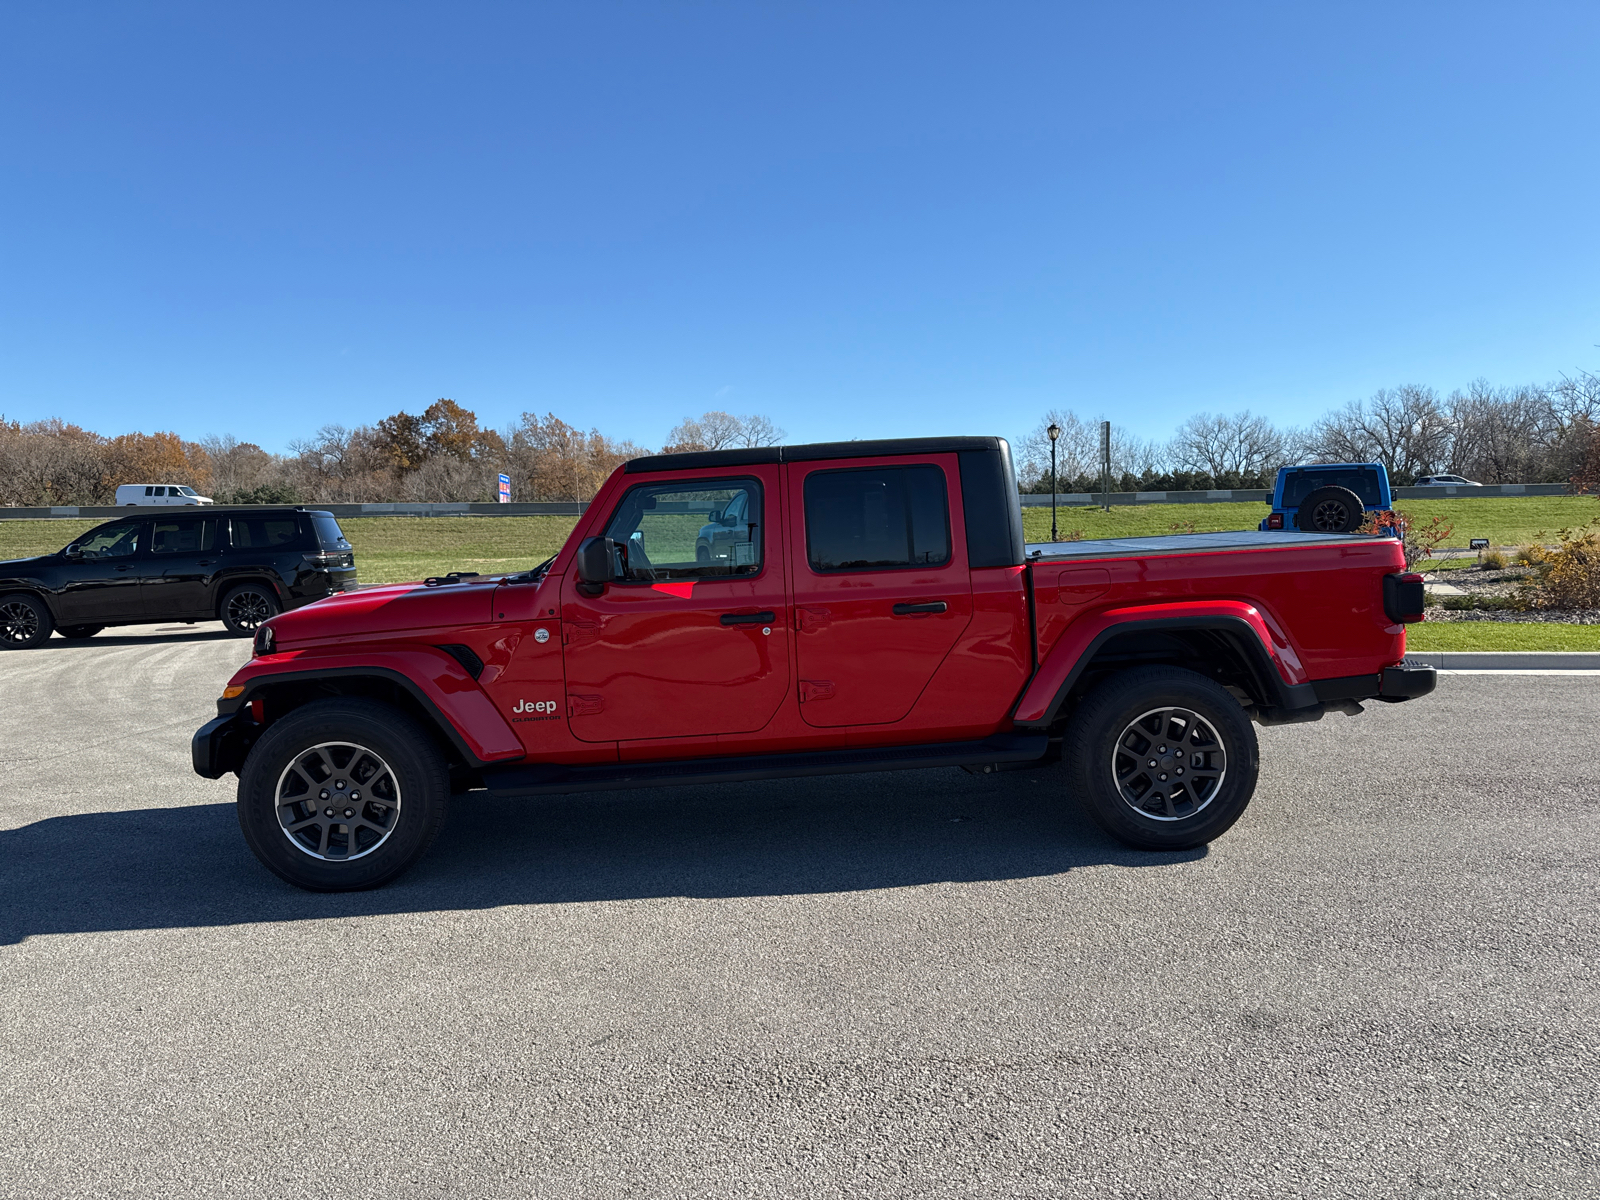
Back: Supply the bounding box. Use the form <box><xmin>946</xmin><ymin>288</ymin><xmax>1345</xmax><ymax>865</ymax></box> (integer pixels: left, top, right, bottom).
<box><xmin>0</xmin><ymin>482</ymin><xmax>1579</xmax><ymax>520</ymax></box>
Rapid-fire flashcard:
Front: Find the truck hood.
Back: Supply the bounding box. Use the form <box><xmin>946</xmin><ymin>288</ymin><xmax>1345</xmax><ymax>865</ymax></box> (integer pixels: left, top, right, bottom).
<box><xmin>270</xmin><ymin>578</ymin><xmax>498</xmax><ymax>644</ymax></box>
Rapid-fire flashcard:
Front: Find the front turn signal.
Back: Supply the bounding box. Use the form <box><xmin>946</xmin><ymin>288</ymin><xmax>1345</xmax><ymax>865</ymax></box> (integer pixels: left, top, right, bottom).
<box><xmin>222</xmin><ymin>685</ymin><xmax>245</xmax><ymax>699</ymax></box>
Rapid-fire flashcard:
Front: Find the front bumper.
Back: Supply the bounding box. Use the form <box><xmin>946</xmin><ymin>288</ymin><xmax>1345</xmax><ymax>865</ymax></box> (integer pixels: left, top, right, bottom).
<box><xmin>191</xmin><ymin>713</ymin><xmax>255</xmax><ymax>779</ymax></box>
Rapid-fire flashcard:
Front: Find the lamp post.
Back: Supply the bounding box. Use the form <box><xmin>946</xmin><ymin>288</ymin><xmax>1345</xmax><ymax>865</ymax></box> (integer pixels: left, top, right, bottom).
<box><xmin>1047</xmin><ymin>422</ymin><xmax>1061</xmax><ymax>542</ymax></box>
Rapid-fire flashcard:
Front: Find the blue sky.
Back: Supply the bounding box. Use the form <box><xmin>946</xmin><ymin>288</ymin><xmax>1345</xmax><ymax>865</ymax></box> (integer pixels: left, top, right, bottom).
<box><xmin>2</xmin><ymin>2</ymin><xmax>1597</xmax><ymax>454</ymax></box>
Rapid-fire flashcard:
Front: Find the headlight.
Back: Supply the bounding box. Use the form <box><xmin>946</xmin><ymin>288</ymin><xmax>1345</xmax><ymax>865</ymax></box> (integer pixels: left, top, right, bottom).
<box><xmin>253</xmin><ymin>624</ymin><xmax>276</xmax><ymax>656</ymax></box>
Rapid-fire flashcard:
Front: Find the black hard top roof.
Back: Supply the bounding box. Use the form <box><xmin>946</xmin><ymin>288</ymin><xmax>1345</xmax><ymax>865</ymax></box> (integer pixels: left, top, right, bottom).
<box><xmin>625</xmin><ymin>436</ymin><xmax>1007</xmax><ymax>474</ymax></box>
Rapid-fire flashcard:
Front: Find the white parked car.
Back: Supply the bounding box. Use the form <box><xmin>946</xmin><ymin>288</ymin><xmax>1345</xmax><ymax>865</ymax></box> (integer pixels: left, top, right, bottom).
<box><xmin>115</xmin><ymin>484</ymin><xmax>214</xmax><ymax>506</ymax></box>
<box><xmin>1412</xmin><ymin>474</ymin><xmax>1481</xmax><ymax>487</ymax></box>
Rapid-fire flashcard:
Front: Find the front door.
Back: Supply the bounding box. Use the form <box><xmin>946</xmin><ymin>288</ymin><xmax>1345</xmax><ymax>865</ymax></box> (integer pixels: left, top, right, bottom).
<box><xmin>144</xmin><ymin>515</ymin><xmax>221</xmax><ymax>618</ymax></box>
<box><xmin>787</xmin><ymin>456</ymin><xmax>972</xmax><ymax>727</ymax></box>
<box><xmin>56</xmin><ymin>520</ymin><xmax>149</xmax><ymax>623</ymax></box>
<box><xmin>560</xmin><ymin>469</ymin><xmax>790</xmax><ymax>743</ymax></box>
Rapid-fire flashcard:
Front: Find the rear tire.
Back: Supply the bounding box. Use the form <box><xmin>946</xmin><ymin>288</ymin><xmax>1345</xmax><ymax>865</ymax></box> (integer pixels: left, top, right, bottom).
<box><xmin>220</xmin><ymin>583</ymin><xmax>278</xmax><ymax>636</ymax></box>
<box><xmin>236</xmin><ymin>698</ymin><xmax>451</xmax><ymax>891</ymax></box>
<box><xmin>1294</xmin><ymin>485</ymin><xmax>1364</xmax><ymax>534</ymax></box>
<box><xmin>0</xmin><ymin>594</ymin><xmax>54</xmax><ymax>650</ymax></box>
<box><xmin>1064</xmin><ymin>666</ymin><xmax>1259</xmax><ymax>851</ymax></box>
<box><xmin>57</xmin><ymin>624</ymin><xmax>105</xmax><ymax>640</ymax></box>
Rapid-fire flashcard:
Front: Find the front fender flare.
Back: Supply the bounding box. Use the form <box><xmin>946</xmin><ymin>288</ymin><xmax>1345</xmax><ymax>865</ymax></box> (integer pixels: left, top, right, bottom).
<box><xmin>224</xmin><ymin>646</ymin><xmax>525</xmax><ymax>767</ymax></box>
<box><xmin>1012</xmin><ymin>600</ymin><xmax>1317</xmax><ymax>729</ymax></box>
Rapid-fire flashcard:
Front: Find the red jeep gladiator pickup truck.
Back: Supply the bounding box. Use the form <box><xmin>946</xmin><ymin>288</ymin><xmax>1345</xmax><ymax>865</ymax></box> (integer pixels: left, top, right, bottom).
<box><xmin>192</xmin><ymin>437</ymin><xmax>1435</xmax><ymax>891</ymax></box>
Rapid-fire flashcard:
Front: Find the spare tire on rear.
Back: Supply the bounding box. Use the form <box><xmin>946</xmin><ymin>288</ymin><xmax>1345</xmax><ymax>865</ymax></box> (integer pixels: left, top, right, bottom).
<box><xmin>1295</xmin><ymin>485</ymin><xmax>1364</xmax><ymax>533</ymax></box>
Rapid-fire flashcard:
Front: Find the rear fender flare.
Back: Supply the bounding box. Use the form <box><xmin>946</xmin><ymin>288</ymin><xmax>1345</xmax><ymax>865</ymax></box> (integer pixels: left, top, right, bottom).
<box><xmin>224</xmin><ymin>647</ymin><xmax>525</xmax><ymax>767</ymax></box>
<box><xmin>1012</xmin><ymin>600</ymin><xmax>1315</xmax><ymax>728</ymax></box>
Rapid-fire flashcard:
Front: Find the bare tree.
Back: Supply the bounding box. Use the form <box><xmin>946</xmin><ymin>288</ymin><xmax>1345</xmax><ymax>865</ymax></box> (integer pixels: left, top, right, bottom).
<box><xmin>734</xmin><ymin>413</ymin><xmax>786</xmax><ymax>448</ymax></box>
<box><xmin>1170</xmin><ymin>411</ymin><xmax>1288</xmax><ymax>480</ymax></box>
<box><xmin>1446</xmin><ymin>380</ymin><xmax>1562</xmax><ymax>483</ymax></box>
<box><xmin>1308</xmin><ymin>386</ymin><xmax>1452</xmax><ymax>483</ymax></box>
<box><xmin>662</xmin><ymin>411</ymin><xmax>785</xmax><ymax>453</ymax></box>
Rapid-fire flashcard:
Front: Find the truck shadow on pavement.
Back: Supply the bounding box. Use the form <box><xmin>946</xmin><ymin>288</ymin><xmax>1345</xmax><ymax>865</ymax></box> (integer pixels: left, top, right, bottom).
<box><xmin>1</xmin><ymin>770</ymin><xmax>1204</xmax><ymax>944</ymax></box>
<box><xmin>34</xmin><ymin>628</ymin><xmax>238</xmax><ymax>650</ymax></box>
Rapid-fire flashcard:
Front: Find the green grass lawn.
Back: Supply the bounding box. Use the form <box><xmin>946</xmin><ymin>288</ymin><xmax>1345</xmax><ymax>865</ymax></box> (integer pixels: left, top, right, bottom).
<box><xmin>1405</xmin><ymin>622</ymin><xmax>1600</xmax><ymax>651</ymax></box>
<box><xmin>1021</xmin><ymin>495</ymin><xmax>1598</xmax><ymax>546</ymax></box>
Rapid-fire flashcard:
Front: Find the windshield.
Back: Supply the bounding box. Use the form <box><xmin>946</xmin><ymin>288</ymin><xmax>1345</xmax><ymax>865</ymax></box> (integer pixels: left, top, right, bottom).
<box><xmin>176</xmin><ymin>486</ymin><xmax>198</xmax><ymax>496</ymax></box>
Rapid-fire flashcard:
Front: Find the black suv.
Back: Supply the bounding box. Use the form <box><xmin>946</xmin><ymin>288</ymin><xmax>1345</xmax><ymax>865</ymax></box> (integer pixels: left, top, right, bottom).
<box><xmin>0</xmin><ymin>508</ymin><xmax>358</xmax><ymax>649</ymax></box>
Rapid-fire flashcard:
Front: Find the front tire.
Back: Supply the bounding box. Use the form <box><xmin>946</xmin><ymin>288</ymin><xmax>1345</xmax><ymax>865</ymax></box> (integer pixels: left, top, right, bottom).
<box><xmin>236</xmin><ymin>699</ymin><xmax>451</xmax><ymax>891</ymax></box>
<box><xmin>0</xmin><ymin>594</ymin><xmax>54</xmax><ymax>650</ymax></box>
<box><xmin>1064</xmin><ymin>666</ymin><xmax>1259</xmax><ymax>850</ymax></box>
<box><xmin>220</xmin><ymin>583</ymin><xmax>279</xmax><ymax>636</ymax></box>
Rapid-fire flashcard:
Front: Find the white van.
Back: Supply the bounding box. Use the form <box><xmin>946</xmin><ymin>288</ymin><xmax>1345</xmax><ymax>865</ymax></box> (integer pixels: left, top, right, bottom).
<box><xmin>115</xmin><ymin>484</ymin><xmax>214</xmax><ymax>506</ymax></box>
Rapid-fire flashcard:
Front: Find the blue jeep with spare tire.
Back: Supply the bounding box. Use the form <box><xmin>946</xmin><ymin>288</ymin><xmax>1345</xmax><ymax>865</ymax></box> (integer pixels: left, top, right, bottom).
<box><xmin>1260</xmin><ymin>463</ymin><xmax>1395</xmax><ymax>535</ymax></box>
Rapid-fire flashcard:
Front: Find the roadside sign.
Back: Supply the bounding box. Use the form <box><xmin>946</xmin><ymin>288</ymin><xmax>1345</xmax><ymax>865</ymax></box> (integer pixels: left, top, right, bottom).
<box><xmin>498</xmin><ymin>474</ymin><xmax>511</xmax><ymax>504</ymax></box>
<box><xmin>1469</xmin><ymin>538</ymin><xmax>1489</xmax><ymax>549</ymax></box>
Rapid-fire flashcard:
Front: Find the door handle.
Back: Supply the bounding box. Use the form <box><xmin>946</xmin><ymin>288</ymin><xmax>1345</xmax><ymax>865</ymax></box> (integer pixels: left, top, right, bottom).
<box><xmin>196</xmin><ymin>559</ymin><xmax>214</xmax><ymax>566</ymax></box>
<box><xmin>114</xmin><ymin>565</ymin><xmax>133</xmax><ymax>573</ymax></box>
<box><xmin>720</xmin><ymin>611</ymin><xmax>776</xmax><ymax>626</ymax></box>
<box><xmin>892</xmin><ymin>601</ymin><xmax>947</xmax><ymax>615</ymax></box>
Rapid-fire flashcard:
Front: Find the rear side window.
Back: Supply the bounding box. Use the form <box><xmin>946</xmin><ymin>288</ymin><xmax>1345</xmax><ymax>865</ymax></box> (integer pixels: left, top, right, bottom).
<box><xmin>1284</xmin><ymin>471</ymin><xmax>1383</xmax><ymax>507</ymax></box>
<box><xmin>229</xmin><ymin>516</ymin><xmax>306</xmax><ymax>551</ymax></box>
<box><xmin>805</xmin><ymin>465</ymin><xmax>951</xmax><ymax>572</ymax></box>
<box><xmin>151</xmin><ymin>518</ymin><xmax>217</xmax><ymax>555</ymax></box>
<box><xmin>312</xmin><ymin>515</ymin><xmax>350</xmax><ymax>549</ymax></box>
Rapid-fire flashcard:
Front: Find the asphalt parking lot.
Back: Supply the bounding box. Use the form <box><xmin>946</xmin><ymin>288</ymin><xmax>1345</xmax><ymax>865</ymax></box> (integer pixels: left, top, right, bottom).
<box><xmin>1</xmin><ymin>626</ymin><xmax>1596</xmax><ymax>1198</ymax></box>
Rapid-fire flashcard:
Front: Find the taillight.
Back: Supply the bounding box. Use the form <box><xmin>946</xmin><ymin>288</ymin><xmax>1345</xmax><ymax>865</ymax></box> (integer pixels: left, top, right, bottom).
<box><xmin>1267</xmin><ymin>513</ymin><xmax>1283</xmax><ymax>529</ymax></box>
<box><xmin>1383</xmin><ymin>572</ymin><xmax>1426</xmax><ymax>623</ymax></box>
<box><xmin>303</xmin><ymin>552</ymin><xmax>333</xmax><ymax>568</ymax></box>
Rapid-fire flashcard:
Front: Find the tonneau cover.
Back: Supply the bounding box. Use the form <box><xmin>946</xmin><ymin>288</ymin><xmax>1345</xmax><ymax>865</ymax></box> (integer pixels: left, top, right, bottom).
<box><xmin>1025</xmin><ymin>530</ymin><xmax>1378</xmax><ymax>563</ymax></box>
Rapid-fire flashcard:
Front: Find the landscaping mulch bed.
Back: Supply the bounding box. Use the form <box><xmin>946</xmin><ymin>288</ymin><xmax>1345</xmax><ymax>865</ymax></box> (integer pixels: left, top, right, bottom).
<box><xmin>1423</xmin><ymin>563</ymin><xmax>1600</xmax><ymax>624</ymax></box>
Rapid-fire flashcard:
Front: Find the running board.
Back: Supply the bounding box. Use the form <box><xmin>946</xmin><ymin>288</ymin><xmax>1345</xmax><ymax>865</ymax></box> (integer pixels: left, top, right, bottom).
<box><xmin>478</xmin><ymin>732</ymin><xmax>1052</xmax><ymax>798</ymax></box>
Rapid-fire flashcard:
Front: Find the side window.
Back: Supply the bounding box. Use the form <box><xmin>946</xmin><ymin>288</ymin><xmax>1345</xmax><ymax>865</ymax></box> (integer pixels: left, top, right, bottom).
<box><xmin>153</xmin><ymin>487</ymin><xmax>166</xmax><ymax>497</ymax></box>
<box><xmin>78</xmin><ymin>523</ymin><xmax>142</xmax><ymax>559</ymax></box>
<box><xmin>601</xmin><ymin>478</ymin><xmax>763</xmax><ymax>581</ymax></box>
<box><xmin>150</xmin><ymin>518</ymin><xmax>217</xmax><ymax>555</ymax></box>
<box><xmin>805</xmin><ymin>465</ymin><xmax>951</xmax><ymax>572</ymax></box>
<box><xmin>229</xmin><ymin>517</ymin><xmax>305</xmax><ymax>551</ymax></box>
<box><xmin>144</xmin><ymin>486</ymin><xmax>155</xmax><ymax>496</ymax></box>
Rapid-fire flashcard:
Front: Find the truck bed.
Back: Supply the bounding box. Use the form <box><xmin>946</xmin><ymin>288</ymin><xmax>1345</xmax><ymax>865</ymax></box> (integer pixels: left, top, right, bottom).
<box><xmin>1026</xmin><ymin>530</ymin><xmax>1376</xmax><ymax>562</ymax></box>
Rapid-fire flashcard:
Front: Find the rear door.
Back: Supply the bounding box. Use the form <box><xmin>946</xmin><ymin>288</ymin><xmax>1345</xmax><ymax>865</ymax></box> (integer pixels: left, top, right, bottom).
<box><xmin>787</xmin><ymin>455</ymin><xmax>973</xmax><ymax>727</ymax></box>
<box><xmin>144</xmin><ymin>515</ymin><xmax>221</xmax><ymax>617</ymax></box>
<box><xmin>559</xmin><ymin>468</ymin><xmax>790</xmax><ymax>743</ymax></box>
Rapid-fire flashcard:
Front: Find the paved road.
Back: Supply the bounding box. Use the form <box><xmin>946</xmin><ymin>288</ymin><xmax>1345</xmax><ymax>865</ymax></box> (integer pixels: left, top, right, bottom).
<box><xmin>1</xmin><ymin>626</ymin><xmax>1596</xmax><ymax>1198</ymax></box>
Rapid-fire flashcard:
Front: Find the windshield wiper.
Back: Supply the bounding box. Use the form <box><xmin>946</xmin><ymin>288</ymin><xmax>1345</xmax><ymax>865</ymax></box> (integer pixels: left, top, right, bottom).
<box><xmin>506</xmin><ymin>554</ymin><xmax>557</xmax><ymax>584</ymax></box>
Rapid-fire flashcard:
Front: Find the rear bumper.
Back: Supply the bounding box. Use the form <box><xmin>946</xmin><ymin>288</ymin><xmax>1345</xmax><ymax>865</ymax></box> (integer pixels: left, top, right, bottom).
<box><xmin>1379</xmin><ymin>659</ymin><xmax>1438</xmax><ymax>700</ymax></box>
<box><xmin>1309</xmin><ymin>660</ymin><xmax>1438</xmax><ymax>706</ymax></box>
<box><xmin>191</xmin><ymin>713</ymin><xmax>254</xmax><ymax>779</ymax></box>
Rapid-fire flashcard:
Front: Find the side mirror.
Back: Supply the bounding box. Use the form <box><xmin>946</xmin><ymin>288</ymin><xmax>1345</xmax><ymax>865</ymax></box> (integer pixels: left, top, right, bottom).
<box><xmin>574</xmin><ymin>536</ymin><xmax>615</xmax><ymax>595</ymax></box>
<box><xmin>64</xmin><ymin>544</ymin><xmax>82</xmax><ymax>559</ymax></box>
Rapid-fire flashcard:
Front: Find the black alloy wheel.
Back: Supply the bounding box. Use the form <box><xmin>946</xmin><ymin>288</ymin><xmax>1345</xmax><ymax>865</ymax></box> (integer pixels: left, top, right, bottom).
<box><xmin>1064</xmin><ymin>665</ymin><xmax>1260</xmax><ymax>851</ymax></box>
<box><xmin>236</xmin><ymin>698</ymin><xmax>450</xmax><ymax>891</ymax></box>
<box><xmin>221</xmin><ymin>584</ymin><xmax>278</xmax><ymax>637</ymax></box>
<box><xmin>57</xmin><ymin>624</ymin><xmax>105</xmax><ymax>640</ymax></box>
<box><xmin>1294</xmin><ymin>485</ymin><xmax>1364</xmax><ymax>534</ymax></box>
<box><xmin>0</xmin><ymin>594</ymin><xmax>53</xmax><ymax>650</ymax></box>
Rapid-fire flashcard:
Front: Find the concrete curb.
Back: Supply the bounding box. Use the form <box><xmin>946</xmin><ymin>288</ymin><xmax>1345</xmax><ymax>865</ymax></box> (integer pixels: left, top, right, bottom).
<box><xmin>1407</xmin><ymin>651</ymin><xmax>1600</xmax><ymax>671</ymax></box>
